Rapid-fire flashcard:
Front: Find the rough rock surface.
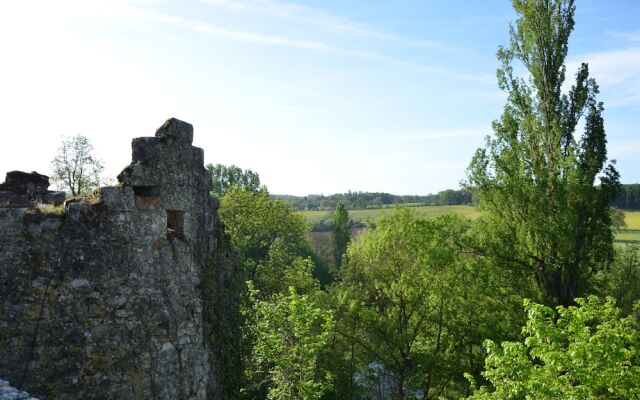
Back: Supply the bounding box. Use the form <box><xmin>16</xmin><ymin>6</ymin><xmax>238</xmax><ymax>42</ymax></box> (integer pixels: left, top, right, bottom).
<box><xmin>0</xmin><ymin>119</ymin><xmax>220</xmax><ymax>399</ymax></box>
<box><xmin>0</xmin><ymin>171</ymin><xmax>65</xmax><ymax>208</ymax></box>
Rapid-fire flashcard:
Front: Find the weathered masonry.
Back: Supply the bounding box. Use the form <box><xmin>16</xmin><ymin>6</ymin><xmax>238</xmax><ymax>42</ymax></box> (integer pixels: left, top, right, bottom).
<box><xmin>0</xmin><ymin>119</ymin><xmax>222</xmax><ymax>399</ymax></box>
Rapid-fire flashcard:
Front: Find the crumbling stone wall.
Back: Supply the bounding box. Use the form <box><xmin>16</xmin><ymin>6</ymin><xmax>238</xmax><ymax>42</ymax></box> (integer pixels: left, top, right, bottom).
<box><xmin>0</xmin><ymin>119</ymin><xmax>220</xmax><ymax>399</ymax></box>
<box><xmin>0</xmin><ymin>171</ymin><xmax>64</xmax><ymax>208</ymax></box>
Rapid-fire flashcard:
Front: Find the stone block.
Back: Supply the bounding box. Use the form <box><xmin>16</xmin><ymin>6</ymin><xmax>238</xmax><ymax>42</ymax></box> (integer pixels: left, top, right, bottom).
<box><xmin>155</xmin><ymin>118</ymin><xmax>193</xmax><ymax>144</ymax></box>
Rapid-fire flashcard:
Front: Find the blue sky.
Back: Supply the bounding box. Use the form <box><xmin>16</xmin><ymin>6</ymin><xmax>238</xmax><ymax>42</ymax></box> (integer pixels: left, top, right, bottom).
<box><xmin>0</xmin><ymin>0</ymin><xmax>638</xmax><ymax>195</ymax></box>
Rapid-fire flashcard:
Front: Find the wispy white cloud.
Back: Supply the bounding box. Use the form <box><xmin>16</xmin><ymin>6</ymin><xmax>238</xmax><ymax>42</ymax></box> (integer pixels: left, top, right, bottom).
<box><xmin>567</xmin><ymin>47</ymin><xmax>640</xmax><ymax>107</ymax></box>
<box><xmin>200</xmin><ymin>0</ymin><xmax>469</xmax><ymax>53</ymax></box>
<box><xmin>92</xmin><ymin>1</ymin><xmax>489</xmax><ymax>82</ymax></box>
<box><xmin>202</xmin><ymin>0</ymin><xmax>379</xmax><ymax>37</ymax></box>
<box><xmin>454</xmin><ymin>90</ymin><xmax>507</xmax><ymax>103</ymax></box>
<box><xmin>339</xmin><ymin>49</ymin><xmax>493</xmax><ymax>82</ymax></box>
<box><xmin>371</xmin><ymin>127</ymin><xmax>488</xmax><ymax>142</ymax></box>
<box><xmin>427</xmin><ymin>160</ymin><xmax>470</xmax><ymax>172</ymax></box>
<box><xmin>608</xmin><ymin>139</ymin><xmax>640</xmax><ymax>157</ymax></box>
<box><xmin>103</xmin><ymin>1</ymin><xmax>338</xmax><ymax>50</ymax></box>
<box><xmin>607</xmin><ymin>31</ymin><xmax>640</xmax><ymax>42</ymax></box>
<box><xmin>361</xmin><ymin>151</ymin><xmax>427</xmax><ymax>163</ymax></box>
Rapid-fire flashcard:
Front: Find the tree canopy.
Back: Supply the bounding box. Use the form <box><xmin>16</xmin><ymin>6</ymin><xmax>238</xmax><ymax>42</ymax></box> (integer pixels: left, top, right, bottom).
<box><xmin>467</xmin><ymin>296</ymin><xmax>640</xmax><ymax>399</ymax></box>
<box><xmin>331</xmin><ymin>203</ymin><xmax>351</xmax><ymax>268</ymax></box>
<box><xmin>219</xmin><ymin>186</ymin><xmax>314</xmax><ymax>296</ymax></box>
<box><xmin>245</xmin><ymin>284</ymin><xmax>335</xmax><ymax>400</ymax></box>
<box><xmin>50</xmin><ymin>135</ymin><xmax>104</xmax><ymax>196</ymax></box>
<box><xmin>275</xmin><ymin>189</ymin><xmax>473</xmax><ymax>211</ymax></box>
<box><xmin>207</xmin><ymin>163</ymin><xmax>263</xmax><ymax>196</ymax></box>
<box><xmin>330</xmin><ymin>209</ymin><xmax>522</xmax><ymax>399</ymax></box>
<box><xmin>467</xmin><ymin>0</ymin><xmax>620</xmax><ymax>306</ymax></box>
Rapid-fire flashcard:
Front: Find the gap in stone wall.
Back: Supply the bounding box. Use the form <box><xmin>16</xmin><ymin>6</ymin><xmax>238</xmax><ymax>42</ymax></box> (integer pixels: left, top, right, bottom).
<box><xmin>133</xmin><ymin>186</ymin><xmax>161</xmax><ymax>210</ymax></box>
<box><xmin>166</xmin><ymin>210</ymin><xmax>184</xmax><ymax>239</ymax></box>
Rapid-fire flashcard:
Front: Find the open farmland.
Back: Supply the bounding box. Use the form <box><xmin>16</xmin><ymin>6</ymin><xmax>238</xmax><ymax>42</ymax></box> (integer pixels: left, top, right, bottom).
<box><xmin>301</xmin><ymin>206</ymin><xmax>640</xmax><ymax>246</ymax></box>
<box><xmin>619</xmin><ymin>211</ymin><xmax>640</xmax><ymax>246</ymax></box>
<box><xmin>300</xmin><ymin>205</ymin><xmax>480</xmax><ymax>225</ymax></box>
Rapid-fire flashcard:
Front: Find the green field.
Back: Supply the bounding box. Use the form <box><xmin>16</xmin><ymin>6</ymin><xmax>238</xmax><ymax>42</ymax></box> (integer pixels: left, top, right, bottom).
<box><xmin>625</xmin><ymin>211</ymin><xmax>640</xmax><ymax>229</ymax></box>
<box><xmin>300</xmin><ymin>206</ymin><xmax>640</xmax><ymax>246</ymax></box>
<box><xmin>301</xmin><ymin>205</ymin><xmax>480</xmax><ymax>225</ymax></box>
<box><xmin>619</xmin><ymin>211</ymin><xmax>640</xmax><ymax>246</ymax></box>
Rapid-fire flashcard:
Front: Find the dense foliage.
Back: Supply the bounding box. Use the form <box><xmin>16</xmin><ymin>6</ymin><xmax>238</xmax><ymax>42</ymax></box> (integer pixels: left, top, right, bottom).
<box><xmin>612</xmin><ymin>184</ymin><xmax>640</xmax><ymax>210</ymax></box>
<box><xmin>467</xmin><ymin>296</ymin><xmax>640</xmax><ymax>399</ymax></box>
<box><xmin>213</xmin><ymin>175</ymin><xmax>331</xmax><ymax>398</ymax></box>
<box><xmin>207</xmin><ymin>163</ymin><xmax>263</xmax><ymax>196</ymax></box>
<box><xmin>219</xmin><ymin>187</ymin><xmax>315</xmax><ymax>296</ymax></box>
<box><xmin>601</xmin><ymin>244</ymin><xmax>640</xmax><ymax>315</ymax></box>
<box><xmin>329</xmin><ymin>209</ymin><xmax>523</xmax><ymax>399</ymax></box>
<box><xmin>467</xmin><ymin>0</ymin><xmax>620</xmax><ymax>306</ymax></box>
<box><xmin>245</xmin><ymin>284</ymin><xmax>335</xmax><ymax>400</ymax></box>
<box><xmin>331</xmin><ymin>203</ymin><xmax>351</xmax><ymax>268</ymax></box>
<box><xmin>51</xmin><ymin>135</ymin><xmax>104</xmax><ymax>196</ymax></box>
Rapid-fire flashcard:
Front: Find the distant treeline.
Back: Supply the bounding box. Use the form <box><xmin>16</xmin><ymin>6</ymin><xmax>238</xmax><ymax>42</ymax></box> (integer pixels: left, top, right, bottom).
<box><xmin>611</xmin><ymin>184</ymin><xmax>640</xmax><ymax>210</ymax></box>
<box><xmin>276</xmin><ymin>184</ymin><xmax>640</xmax><ymax>211</ymax></box>
<box><xmin>274</xmin><ymin>189</ymin><xmax>474</xmax><ymax>211</ymax></box>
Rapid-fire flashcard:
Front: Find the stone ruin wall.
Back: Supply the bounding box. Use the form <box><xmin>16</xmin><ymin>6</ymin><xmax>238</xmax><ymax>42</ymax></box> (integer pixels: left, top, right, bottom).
<box><xmin>0</xmin><ymin>119</ymin><xmax>223</xmax><ymax>399</ymax></box>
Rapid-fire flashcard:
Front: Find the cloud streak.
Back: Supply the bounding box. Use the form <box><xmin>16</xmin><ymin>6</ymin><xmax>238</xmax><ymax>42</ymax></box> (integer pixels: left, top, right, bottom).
<box><xmin>608</xmin><ymin>139</ymin><xmax>640</xmax><ymax>157</ymax></box>
<box><xmin>200</xmin><ymin>0</ymin><xmax>468</xmax><ymax>53</ymax></box>
<box><xmin>101</xmin><ymin>1</ymin><xmax>489</xmax><ymax>82</ymax></box>
<box><xmin>372</xmin><ymin>127</ymin><xmax>488</xmax><ymax>142</ymax></box>
<box><xmin>104</xmin><ymin>1</ymin><xmax>337</xmax><ymax>50</ymax></box>
<box><xmin>567</xmin><ymin>47</ymin><xmax>640</xmax><ymax>107</ymax></box>
<box><xmin>607</xmin><ymin>31</ymin><xmax>640</xmax><ymax>42</ymax></box>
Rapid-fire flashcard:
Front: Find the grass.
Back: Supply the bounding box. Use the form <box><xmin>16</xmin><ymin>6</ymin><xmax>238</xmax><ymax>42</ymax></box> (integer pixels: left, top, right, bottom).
<box><xmin>300</xmin><ymin>206</ymin><xmax>640</xmax><ymax>245</ymax></box>
<box><xmin>615</xmin><ymin>230</ymin><xmax>640</xmax><ymax>245</ymax></box>
<box><xmin>301</xmin><ymin>205</ymin><xmax>480</xmax><ymax>225</ymax></box>
<box><xmin>33</xmin><ymin>203</ymin><xmax>66</xmax><ymax>215</ymax></box>
<box><xmin>624</xmin><ymin>211</ymin><xmax>640</xmax><ymax>230</ymax></box>
<box><xmin>617</xmin><ymin>211</ymin><xmax>640</xmax><ymax>246</ymax></box>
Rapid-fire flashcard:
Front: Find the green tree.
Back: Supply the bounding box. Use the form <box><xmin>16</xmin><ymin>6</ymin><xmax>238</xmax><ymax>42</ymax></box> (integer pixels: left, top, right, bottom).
<box><xmin>213</xmin><ymin>185</ymin><xmax>324</xmax><ymax>398</ymax></box>
<box><xmin>51</xmin><ymin>135</ymin><xmax>104</xmax><ymax>196</ymax></box>
<box><xmin>331</xmin><ymin>203</ymin><xmax>351</xmax><ymax>269</ymax></box>
<box><xmin>219</xmin><ymin>187</ymin><xmax>315</xmax><ymax>296</ymax></box>
<box><xmin>245</xmin><ymin>284</ymin><xmax>335</xmax><ymax>400</ymax></box>
<box><xmin>466</xmin><ymin>296</ymin><xmax>640</xmax><ymax>399</ymax></box>
<box><xmin>207</xmin><ymin>163</ymin><xmax>262</xmax><ymax>196</ymax></box>
<box><xmin>603</xmin><ymin>244</ymin><xmax>640</xmax><ymax>315</ymax></box>
<box><xmin>611</xmin><ymin>184</ymin><xmax>640</xmax><ymax>210</ymax></box>
<box><xmin>371</xmin><ymin>196</ymin><xmax>383</xmax><ymax>208</ymax></box>
<box><xmin>333</xmin><ymin>209</ymin><xmax>519</xmax><ymax>399</ymax></box>
<box><xmin>467</xmin><ymin>0</ymin><xmax>620</xmax><ymax>306</ymax></box>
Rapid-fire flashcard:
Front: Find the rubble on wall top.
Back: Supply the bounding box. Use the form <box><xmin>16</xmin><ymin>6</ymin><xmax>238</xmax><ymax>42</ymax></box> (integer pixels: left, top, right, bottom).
<box><xmin>0</xmin><ymin>171</ymin><xmax>65</xmax><ymax>208</ymax></box>
<box><xmin>155</xmin><ymin>118</ymin><xmax>193</xmax><ymax>144</ymax></box>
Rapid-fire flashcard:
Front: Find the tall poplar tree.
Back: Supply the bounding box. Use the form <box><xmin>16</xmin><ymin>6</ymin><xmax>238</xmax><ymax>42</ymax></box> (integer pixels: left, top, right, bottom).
<box><xmin>332</xmin><ymin>203</ymin><xmax>351</xmax><ymax>268</ymax></box>
<box><xmin>468</xmin><ymin>0</ymin><xmax>620</xmax><ymax>306</ymax></box>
